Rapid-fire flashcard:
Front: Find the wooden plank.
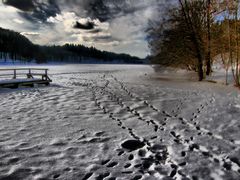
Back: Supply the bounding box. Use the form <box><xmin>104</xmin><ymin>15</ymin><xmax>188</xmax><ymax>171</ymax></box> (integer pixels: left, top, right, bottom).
<box><xmin>0</xmin><ymin>68</ymin><xmax>49</xmax><ymax>71</ymax></box>
<box><xmin>26</xmin><ymin>73</ymin><xmax>49</xmax><ymax>76</ymax></box>
<box><xmin>0</xmin><ymin>79</ymin><xmax>42</xmax><ymax>84</ymax></box>
<box><xmin>0</xmin><ymin>79</ymin><xmax>52</xmax><ymax>88</ymax></box>
<box><xmin>0</xmin><ymin>74</ymin><xmax>47</xmax><ymax>78</ymax></box>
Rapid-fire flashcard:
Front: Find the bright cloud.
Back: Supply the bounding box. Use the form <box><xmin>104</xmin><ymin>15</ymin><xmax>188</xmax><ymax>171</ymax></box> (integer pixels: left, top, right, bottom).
<box><xmin>0</xmin><ymin>0</ymin><xmax>170</xmax><ymax>58</ymax></box>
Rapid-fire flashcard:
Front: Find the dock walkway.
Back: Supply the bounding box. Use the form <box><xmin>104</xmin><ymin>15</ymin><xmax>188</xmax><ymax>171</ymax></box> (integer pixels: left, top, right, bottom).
<box><xmin>0</xmin><ymin>68</ymin><xmax>52</xmax><ymax>88</ymax></box>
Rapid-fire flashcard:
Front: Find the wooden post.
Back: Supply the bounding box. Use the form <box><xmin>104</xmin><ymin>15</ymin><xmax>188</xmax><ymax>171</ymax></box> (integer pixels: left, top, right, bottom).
<box><xmin>28</xmin><ymin>69</ymin><xmax>31</xmax><ymax>79</ymax></box>
<box><xmin>45</xmin><ymin>69</ymin><xmax>48</xmax><ymax>81</ymax></box>
<box><xmin>13</xmin><ymin>69</ymin><xmax>16</xmax><ymax>79</ymax></box>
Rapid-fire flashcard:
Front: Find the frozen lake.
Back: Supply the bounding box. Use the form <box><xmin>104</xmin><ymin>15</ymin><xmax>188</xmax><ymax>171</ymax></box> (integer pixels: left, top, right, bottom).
<box><xmin>0</xmin><ymin>64</ymin><xmax>240</xmax><ymax>180</ymax></box>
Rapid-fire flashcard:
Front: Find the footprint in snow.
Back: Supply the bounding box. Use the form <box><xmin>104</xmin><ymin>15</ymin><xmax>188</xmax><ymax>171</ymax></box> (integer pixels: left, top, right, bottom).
<box><xmin>132</xmin><ymin>175</ymin><xmax>142</xmax><ymax>180</ymax></box>
<box><xmin>124</xmin><ymin>163</ymin><xmax>131</xmax><ymax>168</ymax></box>
<box><xmin>96</xmin><ymin>172</ymin><xmax>110</xmax><ymax>180</ymax></box>
<box><xmin>108</xmin><ymin>177</ymin><xmax>116</xmax><ymax>180</ymax></box>
<box><xmin>117</xmin><ymin>150</ymin><xmax>124</xmax><ymax>156</ymax></box>
<box><xmin>82</xmin><ymin>172</ymin><xmax>93</xmax><ymax>180</ymax></box>
<box><xmin>101</xmin><ymin>159</ymin><xmax>111</xmax><ymax>165</ymax></box>
<box><xmin>95</xmin><ymin>131</ymin><xmax>105</xmax><ymax>137</ymax></box>
<box><xmin>128</xmin><ymin>154</ymin><xmax>134</xmax><ymax>161</ymax></box>
<box><xmin>121</xmin><ymin>140</ymin><xmax>145</xmax><ymax>151</ymax></box>
<box><xmin>106</xmin><ymin>161</ymin><xmax>118</xmax><ymax>168</ymax></box>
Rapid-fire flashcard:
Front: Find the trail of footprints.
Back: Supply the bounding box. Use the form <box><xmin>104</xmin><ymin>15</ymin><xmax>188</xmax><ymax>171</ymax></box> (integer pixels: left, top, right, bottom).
<box><xmin>99</xmin><ymin>75</ymin><xmax>239</xmax><ymax>178</ymax></box>
<box><xmin>113</xmin><ymin>78</ymin><xmax>237</xmax><ymax>137</ymax></box>
<box><xmin>110</xmin><ymin>75</ymin><xmax>240</xmax><ymax>175</ymax></box>
<box><xmin>112</xmin><ymin>76</ymin><xmax>240</xmax><ymax>173</ymax></box>
<box><xmin>83</xmin><ymin>78</ymin><xmax>187</xmax><ymax>179</ymax></box>
<box><xmin>111</xmin><ymin>75</ymin><xmax>234</xmax><ymax>142</ymax></box>
<box><xmin>92</xmin><ymin>80</ymin><xmax>189</xmax><ymax>177</ymax></box>
<box><xmin>77</xmin><ymin>74</ymin><xmax>240</xmax><ymax>179</ymax></box>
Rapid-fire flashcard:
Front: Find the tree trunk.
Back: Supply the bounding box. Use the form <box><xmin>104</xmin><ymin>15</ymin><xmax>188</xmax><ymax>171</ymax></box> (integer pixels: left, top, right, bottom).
<box><xmin>206</xmin><ymin>0</ymin><xmax>212</xmax><ymax>76</ymax></box>
<box><xmin>235</xmin><ymin>1</ymin><xmax>239</xmax><ymax>86</ymax></box>
<box><xmin>196</xmin><ymin>43</ymin><xmax>204</xmax><ymax>81</ymax></box>
<box><xmin>178</xmin><ymin>0</ymin><xmax>205</xmax><ymax>81</ymax></box>
<box><xmin>227</xmin><ymin>3</ymin><xmax>237</xmax><ymax>84</ymax></box>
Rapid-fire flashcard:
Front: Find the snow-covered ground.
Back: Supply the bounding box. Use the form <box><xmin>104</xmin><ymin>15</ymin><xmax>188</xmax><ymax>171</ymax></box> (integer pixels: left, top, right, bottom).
<box><xmin>0</xmin><ymin>64</ymin><xmax>240</xmax><ymax>180</ymax></box>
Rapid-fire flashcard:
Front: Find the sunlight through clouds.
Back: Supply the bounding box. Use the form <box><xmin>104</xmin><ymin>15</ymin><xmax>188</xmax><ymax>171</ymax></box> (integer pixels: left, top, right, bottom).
<box><xmin>0</xmin><ymin>0</ymin><xmax>169</xmax><ymax>58</ymax></box>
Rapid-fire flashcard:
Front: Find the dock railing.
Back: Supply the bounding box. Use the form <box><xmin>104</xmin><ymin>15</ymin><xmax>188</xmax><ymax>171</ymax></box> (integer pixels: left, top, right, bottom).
<box><xmin>0</xmin><ymin>68</ymin><xmax>52</xmax><ymax>88</ymax></box>
<box><xmin>0</xmin><ymin>68</ymin><xmax>51</xmax><ymax>81</ymax></box>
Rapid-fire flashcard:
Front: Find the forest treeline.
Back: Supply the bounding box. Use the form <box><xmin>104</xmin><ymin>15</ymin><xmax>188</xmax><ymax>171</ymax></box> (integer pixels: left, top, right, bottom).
<box><xmin>148</xmin><ymin>0</ymin><xmax>240</xmax><ymax>86</ymax></box>
<box><xmin>0</xmin><ymin>27</ymin><xmax>142</xmax><ymax>64</ymax></box>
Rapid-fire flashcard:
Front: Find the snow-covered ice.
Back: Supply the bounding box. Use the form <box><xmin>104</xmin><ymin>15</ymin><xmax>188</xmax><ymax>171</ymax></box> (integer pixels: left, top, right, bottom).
<box><xmin>0</xmin><ymin>64</ymin><xmax>240</xmax><ymax>180</ymax></box>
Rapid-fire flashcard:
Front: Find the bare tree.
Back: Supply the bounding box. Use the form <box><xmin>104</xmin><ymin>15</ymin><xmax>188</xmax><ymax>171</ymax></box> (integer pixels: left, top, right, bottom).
<box><xmin>148</xmin><ymin>0</ymin><xmax>240</xmax><ymax>86</ymax></box>
<box><xmin>178</xmin><ymin>0</ymin><xmax>209</xmax><ymax>80</ymax></box>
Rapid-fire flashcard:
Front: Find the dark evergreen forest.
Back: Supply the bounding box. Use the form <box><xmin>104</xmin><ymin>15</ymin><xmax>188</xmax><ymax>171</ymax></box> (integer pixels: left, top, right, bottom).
<box><xmin>0</xmin><ymin>27</ymin><xmax>143</xmax><ymax>64</ymax></box>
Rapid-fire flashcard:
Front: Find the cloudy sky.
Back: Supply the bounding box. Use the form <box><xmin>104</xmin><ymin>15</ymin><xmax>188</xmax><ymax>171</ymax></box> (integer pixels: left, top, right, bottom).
<box><xmin>0</xmin><ymin>0</ymin><xmax>169</xmax><ymax>58</ymax></box>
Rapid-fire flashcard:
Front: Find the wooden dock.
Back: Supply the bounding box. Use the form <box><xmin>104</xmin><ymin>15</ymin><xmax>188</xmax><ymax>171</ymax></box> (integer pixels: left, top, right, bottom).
<box><xmin>0</xmin><ymin>68</ymin><xmax>52</xmax><ymax>88</ymax></box>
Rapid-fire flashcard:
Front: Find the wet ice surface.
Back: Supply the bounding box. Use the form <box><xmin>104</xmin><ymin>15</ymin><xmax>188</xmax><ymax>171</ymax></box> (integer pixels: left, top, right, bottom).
<box><xmin>0</xmin><ymin>64</ymin><xmax>240</xmax><ymax>180</ymax></box>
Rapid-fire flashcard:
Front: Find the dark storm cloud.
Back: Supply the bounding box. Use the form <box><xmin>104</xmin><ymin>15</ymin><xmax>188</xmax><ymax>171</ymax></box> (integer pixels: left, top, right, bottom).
<box><xmin>87</xmin><ymin>0</ymin><xmax>110</xmax><ymax>22</ymax></box>
<box><xmin>3</xmin><ymin>0</ymin><xmax>112</xmax><ymax>22</ymax></box>
<box><xmin>54</xmin><ymin>0</ymin><xmax>112</xmax><ymax>22</ymax></box>
<box><xmin>74</xmin><ymin>21</ymin><xmax>95</xmax><ymax>30</ymax></box>
<box><xmin>63</xmin><ymin>0</ymin><xmax>155</xmax><ymax>22</ymax></box>
<box><xmin>2</xmin><ymin>0</ymin><xmax>34</xmax><ymax>11</ymax></box>
<box><xmin>3</xmin><ymin>0</ymin><xmax>163</xmax><ymax>23</ymax></box>
<box><xmin>2</xmin><ymin>0</ymin><xmax>60</xmax><ymax>22</ymax></box>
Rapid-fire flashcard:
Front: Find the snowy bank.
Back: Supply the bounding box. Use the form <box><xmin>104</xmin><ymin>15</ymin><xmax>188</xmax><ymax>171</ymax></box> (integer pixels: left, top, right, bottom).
<box><xmin>0</xmin><ymin>64</ymin><xmax>239</xmax><ymax>180</ymax></box>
